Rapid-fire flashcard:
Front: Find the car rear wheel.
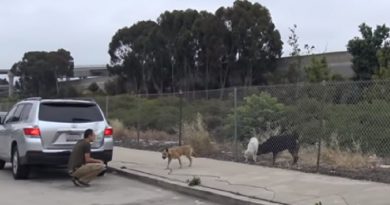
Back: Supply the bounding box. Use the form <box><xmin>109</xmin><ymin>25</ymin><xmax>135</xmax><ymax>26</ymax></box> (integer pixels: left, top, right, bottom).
<box><xmin>12</xmin><ymin>147</ymin><xmax>30</xmax><ymax>179</ymax></box>
<box><xmin>0</xmin><ymin>160</ymin><xmax>5</xmax><ymax>169</ymax></box>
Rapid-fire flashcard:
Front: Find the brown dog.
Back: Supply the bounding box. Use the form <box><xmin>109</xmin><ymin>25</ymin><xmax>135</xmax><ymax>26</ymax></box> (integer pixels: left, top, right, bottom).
<box><xmin>162</xmin><ymin>145</ymin><xmax>194</xmax><ymax>169</ymax></box>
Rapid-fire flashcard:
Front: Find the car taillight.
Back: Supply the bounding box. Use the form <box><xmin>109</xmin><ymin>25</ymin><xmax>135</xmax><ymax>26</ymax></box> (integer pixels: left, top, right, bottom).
<box><xmin>104</xmin><ymin>128</ymin><xmax>113</xmax><ymax>137</ymax></box>
<box><xmin>24</xmin><ymin>128</ymin><xmax>41</xmax><ymax>137</ymax></box>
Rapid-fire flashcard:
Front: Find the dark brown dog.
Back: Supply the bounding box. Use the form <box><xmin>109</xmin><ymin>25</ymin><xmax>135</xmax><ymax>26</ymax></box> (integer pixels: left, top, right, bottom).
<box><xmin>257</xmin><ymin>132</ymin><xmax>300</xmax><ymax>165</ymax></box>
<box><xmin>162</xmin><ymin>145</ymin><xmax>194</xmax><ymax>169</ymax></box>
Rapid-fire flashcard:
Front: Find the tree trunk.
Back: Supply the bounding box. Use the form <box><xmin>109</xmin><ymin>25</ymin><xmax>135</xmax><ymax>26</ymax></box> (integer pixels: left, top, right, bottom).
<box><xmin>171</xmin><ymin>61</ymin><xmax>175</xmax><ymax>93</ymax></box>
<box><xmin>184</xmin><ymin>58</ymin><xmax>188</xmax><ymax>94</ymax></box>
<box><xmin>152</xmin><ymin>78</ymin><xmax>162</xmax><ymax>94</ymax></box>
<box><xmin>205</xmin><ymin>57</ymin><xmax>209</xmax><ymax>99</ymax></box>
<box><xmin>219</xmin><ymin>63</ymin><xmax>230</xmax><ymax>99</ymax></box>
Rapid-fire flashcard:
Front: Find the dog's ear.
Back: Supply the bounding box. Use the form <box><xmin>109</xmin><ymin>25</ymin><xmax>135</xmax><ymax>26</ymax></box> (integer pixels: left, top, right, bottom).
<box><xmin>165</xmin><ymin>148</ymin><xmax>168</xmax><ymax>152</ymax></box>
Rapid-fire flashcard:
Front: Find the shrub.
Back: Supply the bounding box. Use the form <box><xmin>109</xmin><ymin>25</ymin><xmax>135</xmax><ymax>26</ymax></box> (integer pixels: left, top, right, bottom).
<box><xmin>124</xmin><ymin>128</ymin><xmax>176</xmax><ymax>141</ymax></box>
<box><xmin>109</xmin><ymin>118</ymin><xmax>176</xmax><ymax>142</ymax></box>
<box><xmin>320</xmin><ymin>146</ymin><xmax>378</xmax><ymax>169</ymax></box>
<box><xmin>104</xmin><ymin>77</ymin><xmax>126</xmax><ymax>95</ymax></box>
<box><xmin>58</xmin><ymin>85</ymin><xmax>80</xmax><ymax>98</ymax></box>
<box><xmin>109</xmin><ymin>118</ymin><xmax>129</xmax><ymax>140</ymax></box>
<box><xmin>284</xmin><ymin>97</ymin><xmax>327</xmax><ymax>145</ymax></box>
<box><xmin>88</xmin><ymin>82</ymin><xmax>100</xmax><ymax>93</ymax></box>
<box><xmin>225</xmin><ymin>92</ymin><xmax>286</xmax><ymax>141</ymax></box>
<box><xmin>297</xmin><ymin>145</ymin><xmax>379</xmax><ymax>169</ymax></box>
<box><xmin>195</xmin><ymin>99</ymin><xmax>231</xmax><ymax>131</ymax></box>
<box><xmin>326</xmin><ymin>100</ymin><xmax>390</xmax><ymax>156</ymax></box>
<box><xmin>183</xmin><ymin>113</ymin><xmax>216</xmax><ymax>156</ymax></box>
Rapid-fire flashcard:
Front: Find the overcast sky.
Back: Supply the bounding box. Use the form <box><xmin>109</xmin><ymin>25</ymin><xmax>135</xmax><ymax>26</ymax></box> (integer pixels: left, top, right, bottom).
<box><xmin>1</xmin><ymin>0</ymin><xmax>389</xmax><ymax>69</ymax></box>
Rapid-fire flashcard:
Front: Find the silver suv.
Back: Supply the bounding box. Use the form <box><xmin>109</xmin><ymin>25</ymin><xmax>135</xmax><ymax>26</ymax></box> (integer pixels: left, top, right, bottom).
<box><xmin>0</xmin><ymin>97</ymin><xmax>113</xmax><ymax>179</ymax></box>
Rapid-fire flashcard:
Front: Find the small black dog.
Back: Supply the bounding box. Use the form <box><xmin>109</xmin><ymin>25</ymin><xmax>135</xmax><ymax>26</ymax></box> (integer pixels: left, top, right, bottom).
<box><xmin>257</xmin><ymin>132</ymin><xmax>300</xmax><ymax>165</ymax></box>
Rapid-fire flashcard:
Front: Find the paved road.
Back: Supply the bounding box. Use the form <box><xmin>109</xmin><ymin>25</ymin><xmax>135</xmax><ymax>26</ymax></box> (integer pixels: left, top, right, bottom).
<box><xmin>0</xmin><ymin>164</ymin><xmax>219</xmax><ymax>205</ymax></box>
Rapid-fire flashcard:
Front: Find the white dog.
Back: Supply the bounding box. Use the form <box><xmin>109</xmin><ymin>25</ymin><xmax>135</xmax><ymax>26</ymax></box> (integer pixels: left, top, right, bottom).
<box><xmin>244</xmin><ymin>137</ymin><xmax>259</xmax><ymax>163</ymax></box>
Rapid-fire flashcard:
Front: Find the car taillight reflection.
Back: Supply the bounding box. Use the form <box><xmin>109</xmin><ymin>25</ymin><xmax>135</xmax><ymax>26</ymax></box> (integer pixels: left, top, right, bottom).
<box><xmin>104</xmin><ymin>128</ymin><xmax>113</xmax><ymax>137</ymax></box>
<box><xmin>24</xmin><ymin>128</ymin><xmax>41</xmax><ymax>137</ymax></box>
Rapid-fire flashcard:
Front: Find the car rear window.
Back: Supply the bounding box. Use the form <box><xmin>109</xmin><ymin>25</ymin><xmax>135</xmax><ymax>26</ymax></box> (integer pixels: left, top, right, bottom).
<box><xmin>39</xmin><ymin>102</ymin><xmax>104</xmax><ymax>123</ymax></box>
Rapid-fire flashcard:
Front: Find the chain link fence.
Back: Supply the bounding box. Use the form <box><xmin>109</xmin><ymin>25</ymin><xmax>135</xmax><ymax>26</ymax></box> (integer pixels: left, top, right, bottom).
<box><xmin>103</xmin><ymin>80</ymin><xmax>390</xmax><ymax>182</ymax></box>
<box><xmin>0</xmin><ymin>80</ymin><xmax>389</xmax><ymax>182</ymax></box>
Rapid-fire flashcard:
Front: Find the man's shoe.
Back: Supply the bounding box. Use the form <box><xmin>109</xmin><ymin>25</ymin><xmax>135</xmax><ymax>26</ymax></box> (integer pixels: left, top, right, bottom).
<box><xmin>71</xmin><ymin>177</ymin><xmax>82</xmax><ymax>187</ymax></box>
<box><xmin>75</xmin><ymin>178</ymin><xmax>90</xmax><ymax>187</ymax></box>
<box><xmin>97</xmin><ymin>170</ymin><xmax>106</xmax><ymax>177</ymax></box>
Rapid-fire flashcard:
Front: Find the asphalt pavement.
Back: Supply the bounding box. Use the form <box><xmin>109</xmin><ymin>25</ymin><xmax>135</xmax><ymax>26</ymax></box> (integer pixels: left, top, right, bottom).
<box><xmin>0</xmin><ymin>164</ymin><xmax>219</xmax><ymax>205</ymax></box>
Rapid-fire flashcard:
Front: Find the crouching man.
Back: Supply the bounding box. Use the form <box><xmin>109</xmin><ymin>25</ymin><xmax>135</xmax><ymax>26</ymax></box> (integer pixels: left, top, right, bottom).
<box><xmin>68</xmin><ymin>129</ymin><xmax>106</xmax><ymax>187</ymax></box>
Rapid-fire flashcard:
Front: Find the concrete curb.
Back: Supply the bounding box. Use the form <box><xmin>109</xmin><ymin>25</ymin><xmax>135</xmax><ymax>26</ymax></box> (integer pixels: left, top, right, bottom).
<box><xmin>108</xmin><ymin>166</ymin><xmax>286</xmax><ymax>205</ymax></box>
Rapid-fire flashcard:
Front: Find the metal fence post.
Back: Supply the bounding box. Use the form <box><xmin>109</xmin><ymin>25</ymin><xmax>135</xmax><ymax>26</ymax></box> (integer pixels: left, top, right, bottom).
<box><xmin>234</xmin><ymin>87</ymin><xmax>238</xmax><ymax>161</ymax></box>
<box><xmin>137</xmin><ymin>94</ymin><xmax>140</xmax><ymax>145</ymax></box>
<box><xmin>179</xmin><ymin>90</ymin><xmax>183</xmax><ymax>146</ymax></box>
<box><xmin>316</xmin><ymin>80</ymin><xmax>327</xmax><ymax>172</ymax></box>
<box><xmin>316</xmin><ymin>120</ymin><xmax>324</xmax><ymax>172</ymax></box>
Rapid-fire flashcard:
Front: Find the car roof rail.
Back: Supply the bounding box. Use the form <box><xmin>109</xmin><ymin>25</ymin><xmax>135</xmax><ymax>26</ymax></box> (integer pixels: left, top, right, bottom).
<box><xmin>36</xmin><ymin>97</ymin><xmax>96</xmax><ymax>102</ymax></box>
<box><xmin>65</xmin><ymin>97</ymin><xmax>96</xmax><ymax>102</ymax></box>
<box><xmin>23</xmin><ymin>97</ymin><xmax>42</xmax><ymax>101</ymax></box>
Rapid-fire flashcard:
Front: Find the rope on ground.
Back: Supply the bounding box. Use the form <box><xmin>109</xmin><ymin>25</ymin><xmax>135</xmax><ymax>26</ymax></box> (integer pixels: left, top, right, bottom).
<box><xmin>164</xmin><ymin>172</ymin><xmax>280</xmax><ymax>204</ymax></box>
